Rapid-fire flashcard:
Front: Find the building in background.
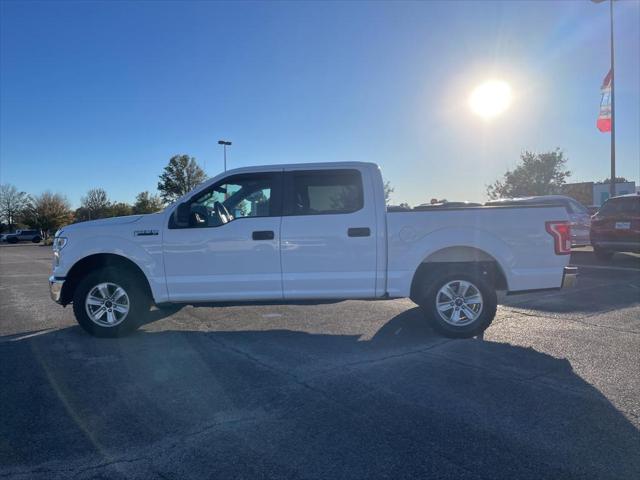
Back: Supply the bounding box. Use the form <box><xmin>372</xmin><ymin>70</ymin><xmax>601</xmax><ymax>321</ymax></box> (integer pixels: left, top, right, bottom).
<box><xmin>562</xmin><ymin>181</ymin><xmax>637</xmax><ymax>207</ymax></box>
<box><xmin>562</xmin><ymin>182</ymin><xmax>594</xmax><ymax>206</ymax></box>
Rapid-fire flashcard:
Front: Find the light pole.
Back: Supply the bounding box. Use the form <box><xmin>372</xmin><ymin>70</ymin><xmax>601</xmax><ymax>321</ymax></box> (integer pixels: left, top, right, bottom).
<box><xmin>608</xmin><ymin>0</ymin><xmax>616</xmax><ymax>198</ymax></box>
<box><xmin>593</xmin><ymin>0</ymin><xmax>616</xmax><ymax>198</ymax></box>
<box><xmin>217</xmin><ymin>140</ymin><xmax>232</xmax><ymax>172</ymax></box>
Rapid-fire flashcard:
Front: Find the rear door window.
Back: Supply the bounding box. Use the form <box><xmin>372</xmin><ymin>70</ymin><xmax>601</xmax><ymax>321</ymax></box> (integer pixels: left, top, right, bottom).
<box><xmin>285</xmin><ymin>169</ymin><xmax>364</xmax><ymax>216</ymax></box>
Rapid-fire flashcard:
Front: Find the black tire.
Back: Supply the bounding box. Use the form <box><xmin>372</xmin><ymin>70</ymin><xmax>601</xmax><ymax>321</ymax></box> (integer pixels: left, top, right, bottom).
<box><xmin>593</xmin><ymin>245</ymin><xmax>613</xmax><ymax>261</ymax></box>
<box><xmin>417</xmin><ymin>267</ymin><xmax>498</xmax><ymax>338</ymax></box>
<box><xmin>7</xmin><ymin>237</ymin><xmax>18</xmax><ymax>244</ymax></box>
<box><xmin>32</xmin><ymin>236</ymin><xmax>41</xmax><ymax>243</ymax></box>
<box><xmin>72</xmin><ymin>267</ymin><xmax>150</xmax><ymax>338</ymax></box>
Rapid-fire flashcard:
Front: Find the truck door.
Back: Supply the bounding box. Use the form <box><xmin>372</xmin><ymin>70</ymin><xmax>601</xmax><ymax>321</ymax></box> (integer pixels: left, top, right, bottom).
<box><xmin>163</xmin><ymin>171</ymin><xmax>284</xmax><ymax>302</ymax></box>
<box><xmin>280</xmin><ymin>168</ymin><xmax>378</xmax><ymax>299</ymax></box>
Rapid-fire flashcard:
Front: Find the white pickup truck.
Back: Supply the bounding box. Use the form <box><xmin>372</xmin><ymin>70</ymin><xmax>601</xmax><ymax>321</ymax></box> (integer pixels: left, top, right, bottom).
<box><xmin>49</xmin><ymin>162</ymin><xmax>576</xmax><ymax>338</ymax></box>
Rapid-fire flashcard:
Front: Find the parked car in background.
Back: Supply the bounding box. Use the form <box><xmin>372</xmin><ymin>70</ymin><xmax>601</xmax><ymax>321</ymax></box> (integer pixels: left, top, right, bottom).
<box><xmin>414</xmin><ymin>201</ymin><xmax>483</xmax><ymax>210</ymax></box>
<box><xmin>388</xmin><ymin>202</ymin><xmax>482</xmax><ymax>212</ymax></box>
<box><xmin>590</xmin><ymin>193</ymin><xmax>640</xmax><ymax>261</ymax></box>
<box><xmin>485</xmin><ymin>195</ymin><xmax>591</xmax><ymax>247</ymax></box>
<box><xmin>4</xmin><ymin>229</ymin><xmax>42</xmax><ymax>244</ymax></box>
<box><xmin>387</xmin><ymin>204</ymin><xmax>412</xmax><ymax>212</ymax></box>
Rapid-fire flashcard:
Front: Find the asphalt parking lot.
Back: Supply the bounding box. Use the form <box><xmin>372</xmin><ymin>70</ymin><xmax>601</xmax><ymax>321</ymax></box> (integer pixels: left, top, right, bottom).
<box><xmin>1</xmin><ymin>244</ymin><xmax>639</xmax><ymax>479</ymax></box>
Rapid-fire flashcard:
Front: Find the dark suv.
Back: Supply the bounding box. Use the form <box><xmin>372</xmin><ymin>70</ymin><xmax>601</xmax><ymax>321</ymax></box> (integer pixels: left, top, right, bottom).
<box><xmin>590</xmin><ymin>193</ymin><xmax>640</xmax><ymax>261</ymax></box>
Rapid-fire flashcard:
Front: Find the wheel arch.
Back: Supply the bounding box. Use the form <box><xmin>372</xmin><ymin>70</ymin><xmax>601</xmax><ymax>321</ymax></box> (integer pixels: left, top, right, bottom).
<box><xmin>409</xmin><ymin>246</ymin><xmax>508</xmax><ymax>303</ymax></box>
<box><xmin>60</xmin><ymin>253</ymin><xmax>153</xmax><ymax>306</ymax></box>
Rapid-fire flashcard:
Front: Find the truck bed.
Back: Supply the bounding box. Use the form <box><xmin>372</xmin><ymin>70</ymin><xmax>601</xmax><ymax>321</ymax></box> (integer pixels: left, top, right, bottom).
<box><xmin>385</xmin><ymin>204</ymin><xmax>570</xmax><ymax>296</ymax></box>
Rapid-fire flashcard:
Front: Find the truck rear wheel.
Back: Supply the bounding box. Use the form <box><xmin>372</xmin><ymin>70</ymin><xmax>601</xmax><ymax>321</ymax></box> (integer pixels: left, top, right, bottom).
<box><xmin>418</xmin><ymin>268</ymin><xmax>497</xmax><ymax>338</ymax></box>
<box><xmin>72</xmin><ymin>267</ymin><xmax>150</xmax><ymax>338</ymax></box>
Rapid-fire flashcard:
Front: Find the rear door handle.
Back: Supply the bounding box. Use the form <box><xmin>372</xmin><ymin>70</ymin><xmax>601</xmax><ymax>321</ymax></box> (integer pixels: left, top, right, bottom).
<box><xmin>252</xmin><ymin>230</ymin><xmax>275</xmax><ymax>241</ymax></box>
<box><xmin>348</xmin><ymin>227</ymin><xmax>370</xmax><ymax>237</ymax></box>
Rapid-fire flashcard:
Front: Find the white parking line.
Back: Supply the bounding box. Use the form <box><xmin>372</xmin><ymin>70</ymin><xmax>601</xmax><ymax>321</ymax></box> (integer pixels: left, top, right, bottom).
<box><xmin>0</xmin><ymin>328</ymin><xmax>57</xmax><ymax>343</ymax></box>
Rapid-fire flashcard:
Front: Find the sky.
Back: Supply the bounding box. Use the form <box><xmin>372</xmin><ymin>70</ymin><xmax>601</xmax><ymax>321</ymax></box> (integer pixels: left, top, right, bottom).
<box><xmin>1</xmin><ymin>0</ymin><xmax>639</xmax><ymax>208</ymax></box>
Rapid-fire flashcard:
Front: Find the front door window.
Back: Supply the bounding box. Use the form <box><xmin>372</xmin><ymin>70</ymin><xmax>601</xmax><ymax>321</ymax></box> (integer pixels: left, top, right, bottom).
<box><xmin>171</xmin><ymin>173</ymin><xmax>279</xmax><ymax>228</ymax></box>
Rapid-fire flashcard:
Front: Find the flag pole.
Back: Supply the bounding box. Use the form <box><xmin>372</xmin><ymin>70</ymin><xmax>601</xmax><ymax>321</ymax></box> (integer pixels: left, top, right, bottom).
<box><xmin>609</xmin><ymin>0</ymin><xmax>616</xmax><ymax>198</ymax></box>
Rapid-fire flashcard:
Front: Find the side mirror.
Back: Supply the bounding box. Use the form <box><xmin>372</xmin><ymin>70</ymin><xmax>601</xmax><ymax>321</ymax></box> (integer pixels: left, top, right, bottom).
<box><xmin>175</xmin><ymin>202</ymin><xmax>191</xmax><ymax>227</ymax></box>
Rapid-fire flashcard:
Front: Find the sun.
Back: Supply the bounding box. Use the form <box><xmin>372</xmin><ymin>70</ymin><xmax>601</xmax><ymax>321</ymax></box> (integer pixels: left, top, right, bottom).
<box><xmin>469</xmin><ymin>80</ymin><xmax>513</xmax><ymax>120</ymax></box>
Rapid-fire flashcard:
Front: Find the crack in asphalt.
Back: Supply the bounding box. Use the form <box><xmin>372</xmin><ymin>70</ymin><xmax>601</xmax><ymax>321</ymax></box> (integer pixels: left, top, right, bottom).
<box><xmin>70</xmin><ymin>456</ymin><xmax>151</xmax><ymax>480</ymax></box>
<box><xmin>500</xmin><ymin>306</ymin><xmax>640</xmax><ymax>335</ymax></box>
<box><xmin>0</xmin><ymin>416</ymin><xmax>264</xmax><ymax>479</ymax></box>
<box><xmin>311</xmin><ymin>339</ymin><xmax>453</xmax><ymax>375</ymax></box>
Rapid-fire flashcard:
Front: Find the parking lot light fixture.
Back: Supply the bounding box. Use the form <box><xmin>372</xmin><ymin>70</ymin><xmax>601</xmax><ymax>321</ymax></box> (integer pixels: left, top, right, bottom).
<box><xmin>217</xmin><ymin>140</ymin><xmax>232</xmax><ymax>172</ymax></box>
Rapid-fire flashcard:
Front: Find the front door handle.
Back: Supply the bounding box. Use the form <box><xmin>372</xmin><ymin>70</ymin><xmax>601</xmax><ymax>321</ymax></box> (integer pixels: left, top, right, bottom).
<box><xmin>348</xmin><ymin>227</ymin><xmax>370</xmax><ymax>237</ymax></box>
<box><xmin>252</xmin><ymin>230</ymin><xmax>275</xmax><ymax>241</ymax></box>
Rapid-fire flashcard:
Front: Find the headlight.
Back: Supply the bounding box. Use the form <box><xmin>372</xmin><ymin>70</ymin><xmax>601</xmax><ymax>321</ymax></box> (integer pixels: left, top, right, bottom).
<box><xmin>53</xmin><ymin>237</ymin><xmax>68</xmax><ymax>252</ymax></box>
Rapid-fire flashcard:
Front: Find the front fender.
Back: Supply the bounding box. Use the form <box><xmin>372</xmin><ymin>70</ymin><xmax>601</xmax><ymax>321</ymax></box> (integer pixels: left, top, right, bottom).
<box><xmin>55</xmin><ymin>234</ymin><xmax>168</xmax><ymax>304</ymax></box>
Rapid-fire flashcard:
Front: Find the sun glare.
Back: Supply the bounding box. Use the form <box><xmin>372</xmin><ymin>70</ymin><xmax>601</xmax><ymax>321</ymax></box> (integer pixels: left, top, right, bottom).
<box><xmin>469</xmin><ymin>80</ymin><xmax>513</xmax><ymax>120</ymax></box>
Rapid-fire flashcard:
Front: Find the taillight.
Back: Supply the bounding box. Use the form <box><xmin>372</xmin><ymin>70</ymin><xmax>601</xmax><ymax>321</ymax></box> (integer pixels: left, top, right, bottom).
<box><xmin>545</xmin><ymin>221</ymin><xmax>571</xmax><ymax>255</ymax></box>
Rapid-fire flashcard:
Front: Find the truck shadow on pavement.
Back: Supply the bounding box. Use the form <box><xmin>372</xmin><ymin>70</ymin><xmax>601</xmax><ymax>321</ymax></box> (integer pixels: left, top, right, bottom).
<box><xmin>1</xmin><ymin>308</ymin><xmax>639</xmax><ymax>480</ymax></box>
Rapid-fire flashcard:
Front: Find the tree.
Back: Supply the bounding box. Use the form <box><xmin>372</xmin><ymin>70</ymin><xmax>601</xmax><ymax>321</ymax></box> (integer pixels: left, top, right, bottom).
<box><xmin>73</xmin><ymin>207</ymin><xmax>91</xmax><ymax>223</ymax></box>
<box><xmin>157</xmin><ymin>154</ymin><xmax>207</xmax><ymax>203</ymax></box>
<box><xmin>21</xmin><ymin>192</ymin><xmax>72</xmax><ymax>238</ymax></box>
<box><xmin>109</xmin><ymin>202</ymin><xmax>133</xmax><ymax>217</ymax></box>
<box><xmin>132</xmin><ymin>191</ymin><xmax>164</xmax><ymax>214</ymax></box>
<box><xmin>80</xmin><ymin>188</ymin><xmax>111</xmax><ymax>220</ymax></box>
<box><xmin>383</xmin><ymin>180</ymin><xmax>394</xmax><ymax>205</ymax></box>
<box><xmin>487</xmin><ymin>149</ymin><xmax>571</xmax><ymax>200</ymax></box>
<box><xmin>0</xmin><ymin>184</ymin><xmax>30</xmax><ymax>230</ymax></box>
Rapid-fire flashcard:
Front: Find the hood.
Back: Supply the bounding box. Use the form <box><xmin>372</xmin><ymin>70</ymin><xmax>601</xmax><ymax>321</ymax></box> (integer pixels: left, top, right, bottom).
<box><xmin>59</xmin><ymin>215</ymin><xmax>144</xmax><ymax>235</ymax></box>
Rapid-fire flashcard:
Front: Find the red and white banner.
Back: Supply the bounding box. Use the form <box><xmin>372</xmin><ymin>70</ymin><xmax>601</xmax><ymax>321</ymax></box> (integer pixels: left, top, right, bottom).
<box><xmin>597</xmin><ymin>69</ymin><xmax>612</xmax><ymax>132</ymax></box>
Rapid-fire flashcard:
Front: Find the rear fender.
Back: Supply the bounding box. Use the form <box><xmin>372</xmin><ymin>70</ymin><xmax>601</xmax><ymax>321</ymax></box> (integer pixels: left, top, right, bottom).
<box><xmin>388</xmin><ymin>226</ymin><xmax>514</xmax><ymax>297</ymax></box>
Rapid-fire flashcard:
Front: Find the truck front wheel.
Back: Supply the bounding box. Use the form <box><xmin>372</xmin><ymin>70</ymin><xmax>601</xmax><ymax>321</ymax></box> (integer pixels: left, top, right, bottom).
<box><xmin>418</xmin><ymin>269</ymin><xmax>497</xmax><ymax>338</ymax></box>
<box><xmin>72</xmin><ymin>267</ymin><xmax>150</xmax><ymax>337</ymax></box>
